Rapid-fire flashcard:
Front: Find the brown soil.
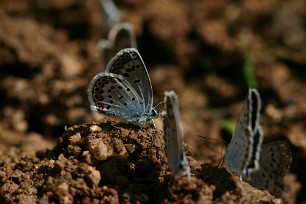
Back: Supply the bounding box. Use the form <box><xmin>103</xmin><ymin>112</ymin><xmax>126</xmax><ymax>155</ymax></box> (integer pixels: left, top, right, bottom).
<box><xmin>0</xmin><ymin>0</ymin><xmax>305</xmax><ymax>203</ymax></box>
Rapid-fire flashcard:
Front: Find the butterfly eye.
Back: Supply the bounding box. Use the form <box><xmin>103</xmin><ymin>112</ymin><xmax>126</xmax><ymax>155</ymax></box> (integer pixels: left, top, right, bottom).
<box><xmin>151</xmin><ymin>109</ymin><xmax>157</xmax><ymax>117</ymax></box>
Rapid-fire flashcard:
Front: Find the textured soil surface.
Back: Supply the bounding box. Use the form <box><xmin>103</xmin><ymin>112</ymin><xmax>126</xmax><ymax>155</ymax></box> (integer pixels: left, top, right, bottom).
<box><xmin>0</xmin><ymin>0</ymin><xmax>305</xmax><ymax>203</ymax></box>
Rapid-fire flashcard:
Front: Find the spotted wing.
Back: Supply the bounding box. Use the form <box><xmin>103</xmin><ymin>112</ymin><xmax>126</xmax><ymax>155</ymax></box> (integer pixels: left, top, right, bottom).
<box><xmin>247</xmin><ymin>141</ymin><xmax>292</xmax><ymax>197</ymax></box>
<box><xmin>243</xmin><ymin>89</ymin><xmax>263</xmax><ymax>177</ymax></box>
<box><xmin>163</xmin><ymin>90</ymin><xmax>190</xmax><ymax>178</ymax></box>
<box><xmin>224</xmin><ymin>88</ymin><xmax>263</xmax><ymax>178</ymax></box>
<box><xmin>88</xmin><ymin>72</ymin><xmax>146</xmax><ymax>123</ymax></box>
<box><xmin>105</xmin><ymin>48</ymin><xmax>153</xmax><ymax>114</ymax></box>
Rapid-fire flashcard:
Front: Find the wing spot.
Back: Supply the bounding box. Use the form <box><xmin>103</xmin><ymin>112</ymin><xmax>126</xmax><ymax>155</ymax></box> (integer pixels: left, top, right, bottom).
<box><xmin>94</xmin><ymin>87</ymin><xmax>101</xmax><ymax>92</ymax></box>
<box><xmin>126</xmin><ymin>88</ymin><xmax>130</xmax><ymax>92</ymax></box>
<box><xmin>118</xmin><ymin>86</ymin><xmax>122</xmax><ymax>89</ymax></box>
<box><xmin>124</xmin><ymin>73</ymin><xmax>129</xmax><ymax>77</ymax></box>
<box><xmin>111</xmin><ymin>86</ymin><xmax>115</xmax><ymax>89</ymax></box>
<box><xmin>132</xmin><ymin>98</ymin><xmax>135</xmax><ymax>101</ymax></box>
<box><xmin>134</xmin><ymin>79</ymin><xmax>141</xmax><ymax>83</ymax></box>
<box><xmin>124</xmin><ymin>102</ymin><xmax>127</xmax><ymax>106</ymax></box>
<box><xmin>108</xmin><ymin>95</ymin><xmax>112</xmax><ymax>98</ymax></box>
<box><xmin>107</xmin><ymin>89</ymin><xmax>112</xmax><ymax>93</ymax></box>
<box><xmin>94</xmin><ymin>94</ymin><xmax>102</xmax><ymax>100</ymax></box>
<box><xmin>106</xmin><ymin>105</ymin><xmax>111</xmax><ymax>109</ymax></box>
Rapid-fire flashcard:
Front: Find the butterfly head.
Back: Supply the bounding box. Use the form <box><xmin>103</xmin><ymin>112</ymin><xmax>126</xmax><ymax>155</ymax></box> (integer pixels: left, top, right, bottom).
<box><xmin>132</xmin><ymin>108</ymin><xmax>161</xmax><ymax>126</ymax></box>
<box><xmin>175</xmin><ymin>158</ymin><xmax>191</xmax><ymax>181</ymax></box>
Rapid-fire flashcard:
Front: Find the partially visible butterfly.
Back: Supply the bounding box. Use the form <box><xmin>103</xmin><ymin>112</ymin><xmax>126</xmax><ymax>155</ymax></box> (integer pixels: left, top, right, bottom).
<box><xmin>97</xmin><ymin>22</ymin><xmax>137</xmax><ymax>66</ymax></box>
<box><xmin>99</xmin><ymin>0</ymin><xmax>121</xmax><ymax>27</ymax></box>
<box><xmin>98</xmin><ymin>0</ymin><xmax>137</xmax><ymax>66</ymax></box>
<box><xmin>163</xmin><ymin>90</ymin><xmax>190</xmax><ymax>179</ymax></box>
<box><xmin>224</xmin><ymin>88</ymin><xmax>263</xmax><ymax>179</ymax></box>
<box><xmin>247</xmin><ymin>141</ymin><xmax>292</xmax><ymax>197</ymax></box>
<box><xmin>88</xmin><ymin>48</ymin><xmax>160</xmax><ymax>126</ymax></box>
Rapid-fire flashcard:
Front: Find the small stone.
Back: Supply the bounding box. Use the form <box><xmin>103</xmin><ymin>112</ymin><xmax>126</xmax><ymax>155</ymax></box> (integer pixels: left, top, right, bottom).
<box><xmin>56</xmin><ymin>182</ymin><xmax>73</xmax><ymax>204</ymax></box>
<box><xmin>67</xmin><ymin>145</ymin><xmax>82</xmax><ymax>156</ymax></box>
<box><xmin>69</xmin><ymin>133</ymin><xmax>81</xmax><ymax>145</ymax></box>
<box><xmin>82</xmin><ymin>151</ymin><xmax>93</xmax><ymax>164</ymax></box>
<box><xmin>113</xmin><ymin>139</ymin><xmax>128</xmax><ymax>158</ymax></box>
<box><xmin>89</xmin><ymin>125</ymin><xmax>102</xmax><ymax>132</ymax></box>
<box><xmin>87</xmin><ymin>166</ymin><xmax>101</xmax><ymax>186</ymax></box>
<box><xmin>120</xmin><ymin>129</ymin><xmax>130</xmax><ymax>138</ymax></box>
<box><xmin>101</xmin><ymin>185</ymin><xmax>108</xmax><ymax>191</ymax></box>
<box><xmin>88</xmin><ymin>138</ymin><xmax>108</xmax><ymax>161</ymax></box>
<box><xmin>124</xmin><ymin>144</ymin><xmax>135</xmax><ymax>154</ymax></box>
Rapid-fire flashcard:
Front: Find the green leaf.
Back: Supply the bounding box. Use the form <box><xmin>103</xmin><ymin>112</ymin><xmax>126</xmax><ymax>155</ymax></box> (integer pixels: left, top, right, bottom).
<box><xmin>243</xmin><ymin>58</ymin><xmax>258</xmax><ymax>88</ymax></box>
<box><xmin>221</xmin><ymin>119</ymin><xmax>235</xmax><ymax>135</ymax></box>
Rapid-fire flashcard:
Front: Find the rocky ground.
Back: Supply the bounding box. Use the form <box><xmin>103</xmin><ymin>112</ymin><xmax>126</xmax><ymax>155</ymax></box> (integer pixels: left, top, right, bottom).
<box><xmin>0</xmin><ymin>0</ymin><xmax>305</xmax><ymax>203</ymax></box>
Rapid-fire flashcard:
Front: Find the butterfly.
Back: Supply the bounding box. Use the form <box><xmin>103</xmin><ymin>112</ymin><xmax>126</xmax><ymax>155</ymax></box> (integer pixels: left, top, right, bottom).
<box><xmin>247</xmin><ymin>141</ymin><xmax>292</xmax><ymax>197</ymax></box>
<box><xmin>88</xmin><ymin>48</ymin><xmax>160</xmax><ymax>126</ymax></box>
<box><xmin>163</xmin><ymin>90</ymin><xmax>190</xmax><ymax>179</ymax></box>
<box><xmin>99</xmin><ymin>0</ymin><xmax>121</xmax><ymax>27</ymax></box>
<box><xmin>98</xmin><ymin>0</ymin><xmax>137</xmax><ymax>66</ymax></box>
<box><xmin>224</xmin><ymin>88</ymin><xmax>263</xmax><ymax>179</ymax></box>
<box><xmin>97</xmin><ymin>22</ymin><xmax>137</xmax><ymax>67</ymax></box>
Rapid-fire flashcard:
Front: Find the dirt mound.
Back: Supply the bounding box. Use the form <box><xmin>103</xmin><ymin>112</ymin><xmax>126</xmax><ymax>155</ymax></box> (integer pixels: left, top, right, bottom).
<box><xmin>0</xmin><ymin>119</ymin><xmax>290</xmax><ymax>203</ymax></box>
<box><xmin>0</xmin><ymin>0</ymin><xmax>305</xmax><ymax>203</ymax></box>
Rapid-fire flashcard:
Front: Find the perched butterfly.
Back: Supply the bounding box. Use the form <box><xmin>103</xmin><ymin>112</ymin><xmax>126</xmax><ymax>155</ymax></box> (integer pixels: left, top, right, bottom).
<box><xmin>88</xmin><ymin>48</ymin><xmax>160</xmax><ymax>126</ymax></box>
<box><xmin>163</xmin><ymin>90</ymin><xmax>190</xmax><ymax>179</ymax></box>
<box><xmin>247</xmin><ymin>141</ymin><xmax>292</xmax><ymax>197</ymax></box>
<box><xmin>98</xmin><ymin>0</ymin><xmax>137</xmax><ymax>66</ymax></box>
<box><xmin>97</xmin><ymin>22</ymin><xmax>137</xmax><ymax>67</ymax></box>
<box><xmin>224</xmin><ymin>88</ymin><xmax>263</xmax><ymax>179</ymax></box>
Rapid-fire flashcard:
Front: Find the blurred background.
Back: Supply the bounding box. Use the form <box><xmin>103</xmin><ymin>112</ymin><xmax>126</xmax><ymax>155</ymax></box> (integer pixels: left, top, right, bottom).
<box><xmin>0</xmin><ymin>0</ymin><xmax>305</xmax><ymax>202</ymax></box>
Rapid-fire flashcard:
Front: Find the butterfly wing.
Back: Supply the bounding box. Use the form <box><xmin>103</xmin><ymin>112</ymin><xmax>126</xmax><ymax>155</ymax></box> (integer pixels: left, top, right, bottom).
<box><xmin>105</xmin><ymin>48</ymin><xmax>153</xmax><ymax>114</ymax></box>
<box><xmin>224</xmin><ymin>88</ymin><xmax>263</xmax><ymax>177</ymax></box>
<box><xmin>97</xmin><ymin>23</ymin><xmax>137</xmax><ymax>66</ymax></box>
<box><xmin>88</xmin><ymin>72</ymin><xmax>146</xmax><ymax>124</ymax></box>
<box><xmin>163</xmin><ymin>91</ymin><xmax>190</xmax><ymax>178</ymax></box>
<box><xmin>247</xmin><ymin>141</ymin><xmax>292</xmax><ymax>197</ymax></box>
<box><xmin>111</xmin><ymin>23</ymin><xmax>137</xmax><ymax>50</ymax></box>
<box><xmin>243</xmin><ymin>89</ymin><xmax>263</xmax><ymax>177</ymax></box>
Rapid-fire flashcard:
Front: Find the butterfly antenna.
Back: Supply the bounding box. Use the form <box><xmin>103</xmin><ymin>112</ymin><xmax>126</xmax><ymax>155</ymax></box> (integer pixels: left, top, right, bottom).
<box><xmin>155</xmin><ymin>100</ymin><xmax>165</xmax><ymax>108</ymax></box>
<box><xmin>217</xmin><ymin>155</ymin><xmax>225</xmax><ymax>168</ymax></box>
<box><xmin>198</xmin><ymin>135</ymin><xmax>229</xmax><ymax>167</ymax></box>
<box><xmin>154</xmin><ymin>100</ymin><xmax>165</xmax><ymax>116</ymax></box>
<box><xmin>198</xmin><ymin>135</ymin><xmax>227</xmax><ymax>146</ymax></box>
